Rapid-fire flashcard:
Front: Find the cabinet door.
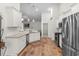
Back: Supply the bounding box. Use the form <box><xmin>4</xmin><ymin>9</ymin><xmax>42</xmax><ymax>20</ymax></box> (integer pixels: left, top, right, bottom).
<box><xmin>4</xmin><ymin>38</ymin><xmax>18</xmax><ymax>56</ymax></box>
<box><xmin>4</xmin><ymin>36</ymin><xmax>26</xmax><ymax>56</ymax></box>
<box><xmin>29</xmin><ymin>32</ymin><xmax>40</xmax><ymax>43</ymax></box>
<box><xmin>6</xmin><ymin>8</ymin><xmax>14</xmax><ymax>27</ymax></box>
<box><xmin>13</xmin><ymin>9</ymin><xmax>22</xmax><ymax>26</ymax></box>
<box><xmin>5</xmin><ymin>7</ymin><xmax>22</xmax><ymax>27</ymax></box>
<box><xmin>17</xmin><ymin>36</ymin><xmax>26</xmax><ymax>53</ymax></box>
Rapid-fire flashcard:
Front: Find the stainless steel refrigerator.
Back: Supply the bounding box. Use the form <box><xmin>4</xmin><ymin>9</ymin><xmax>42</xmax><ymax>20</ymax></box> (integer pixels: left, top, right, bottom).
<box><xmin>62</xmin><ymin>12</ymin><xmax>79</xmax><ymax>56</ymax></box>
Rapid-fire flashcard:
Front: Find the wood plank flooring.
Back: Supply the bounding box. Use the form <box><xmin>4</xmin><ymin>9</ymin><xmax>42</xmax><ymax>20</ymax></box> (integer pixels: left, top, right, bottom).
<box><xmin>18</xmin><ymin>37</ymin><xmax>62</xmax><ymax>56</ymax></box>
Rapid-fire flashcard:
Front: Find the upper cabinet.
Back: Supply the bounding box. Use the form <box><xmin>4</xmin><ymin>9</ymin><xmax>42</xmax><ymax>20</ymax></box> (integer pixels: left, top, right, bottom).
<box><xmin>5</xmin><ymin>7</ymin><xmax>22</xmax><ymax>27</ymax></box>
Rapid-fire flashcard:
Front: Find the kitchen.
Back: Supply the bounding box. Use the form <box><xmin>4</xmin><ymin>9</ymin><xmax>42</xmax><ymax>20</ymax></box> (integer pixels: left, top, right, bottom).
<box><xmin>0</xmin><ymin>3</ymin><xmax>79</xmax><ymax>56</ymax></box>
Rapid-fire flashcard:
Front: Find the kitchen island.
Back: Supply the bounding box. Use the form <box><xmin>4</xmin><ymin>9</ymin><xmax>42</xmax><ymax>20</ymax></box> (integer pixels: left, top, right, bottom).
<box><xmin>2</xmin><ymin>30</ymin><xmax>40</xmax><ymax>56</ymax></box>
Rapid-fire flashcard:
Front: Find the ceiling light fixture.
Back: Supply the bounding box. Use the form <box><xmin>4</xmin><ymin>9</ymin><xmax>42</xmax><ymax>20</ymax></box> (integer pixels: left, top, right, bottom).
<box><xmin>27</xmin><ymin>18</ymin><xmax>30</xmax><ymax>22</ymax></box>
<box><xmin>48</xmin><ymin>7</ymin><xmax>53</xmax><ymax>20</ymax></box>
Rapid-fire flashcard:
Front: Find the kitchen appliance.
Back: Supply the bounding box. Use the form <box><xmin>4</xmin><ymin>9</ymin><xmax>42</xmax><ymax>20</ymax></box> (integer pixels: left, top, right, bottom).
<box><xmin>55</xmin><ymin>22</ymin><xmax>62</xmax><ymax>48</ymax></box>
<box><xmin>62</xmin><ymin>14</ymin><xmax>75</xmax><ymax>56</ymax></box>
<box><xmin>62</xmin><ymin>12</ymin><xmax>79</xmax><ymax>56</ymax></box>
<box><xmin>55</xmin><ymin>32</ymin><xmax>62</xmax><ymax>47</ymax></box>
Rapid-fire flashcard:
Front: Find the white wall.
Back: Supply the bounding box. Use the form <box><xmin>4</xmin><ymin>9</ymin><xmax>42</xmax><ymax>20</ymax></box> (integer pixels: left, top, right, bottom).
<box><xmin>50</xmin><ymin>5</ymin><xmax>60</xmax><ymax>40</ymax></box>
<box><xmin>41</xmin><ymin>5</ymin><xmax>60</xmax><ymax>40</ymax></box>
<box><xmin>30</xmin><ymin>22</ymin><xmax>41</xmax><ymax>32</ymax></box>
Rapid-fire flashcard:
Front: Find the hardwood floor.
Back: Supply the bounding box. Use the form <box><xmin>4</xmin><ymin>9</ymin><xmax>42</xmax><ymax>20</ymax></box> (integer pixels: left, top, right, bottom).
<box><xmin>18</xmin><ymin>37</ymin><xmax>62</xmax><ymax>56</ymax></box>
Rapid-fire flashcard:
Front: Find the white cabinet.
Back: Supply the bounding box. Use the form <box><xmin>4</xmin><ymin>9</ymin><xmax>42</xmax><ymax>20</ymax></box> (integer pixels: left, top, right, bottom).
<box><xmin>29</xmin><ymin>32</ymin><xmax>40</xmax><ymax>43</ymax></box>
<box><xmin>4</xmin><ymin>36</ymin><xmax>26</xmax><ymax>56</ymax></box>
<box><xmin>5</xmin><ymin>7</ymin><xmax>22</xmax><ymax>27</ymax></box>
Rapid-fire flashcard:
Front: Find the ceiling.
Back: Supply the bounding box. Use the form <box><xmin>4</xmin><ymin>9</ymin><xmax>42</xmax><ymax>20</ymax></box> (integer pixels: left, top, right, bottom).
<box><xmin>20</xmin><ymin>3</ymin><xmax>60</xmax><ymax>22</ymax></box>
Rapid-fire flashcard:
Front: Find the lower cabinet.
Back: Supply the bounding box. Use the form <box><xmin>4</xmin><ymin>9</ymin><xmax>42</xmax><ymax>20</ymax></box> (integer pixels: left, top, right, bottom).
<box><xmin>29</xmin><ymin>32</ymin><xmax>40</xmax><ymax>43</ymax></box>
<box><xmin>2</xmin><ymin>36</ymin><xmax>26</xmax><ymax>56</ymax></box>
<box><xmin>1</xmin><ymin>32</ymin><xmax>40</xmax><ymax>56</ymax></box>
